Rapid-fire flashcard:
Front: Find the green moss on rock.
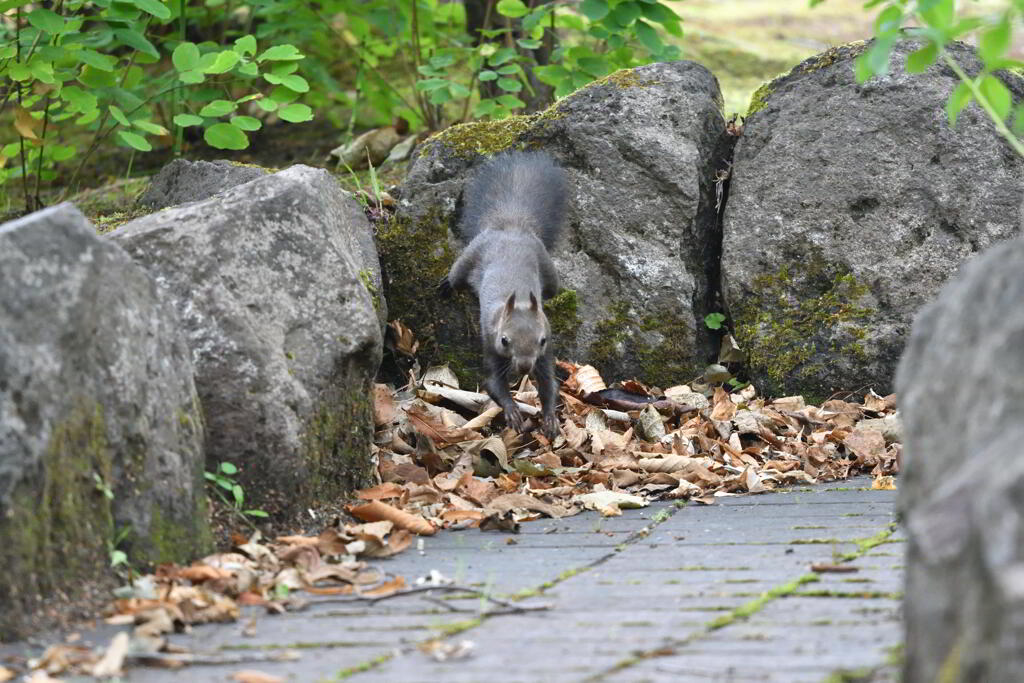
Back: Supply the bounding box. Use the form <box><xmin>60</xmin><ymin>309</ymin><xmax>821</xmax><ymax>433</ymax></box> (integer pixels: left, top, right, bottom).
<box><xmin>0</xmin><ymin>401</ymin><xmax>114</xmax><ymax>639</ymax></box>
<box><xmin>732</xmin><ymin>257</ymin><xmax>872</xmax><ymax>397</ymax></box>
<box><xmin>303</xmin><ymin>380</ymin><xmax>377</xmax><ymax>500</ymax></box>
<box><xmin>588</xmin><ymin>302</ymin><xmax>699</xmax><ymax>388</ymax></box>
<box><xmin>544</xmin><ymin>289</ymin><xmax>582</xmax><ymax>341</ymax></box>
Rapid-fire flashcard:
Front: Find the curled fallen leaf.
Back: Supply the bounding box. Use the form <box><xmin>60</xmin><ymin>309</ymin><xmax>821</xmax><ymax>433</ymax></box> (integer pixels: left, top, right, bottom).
<box><xmin>347</xmin><ymin>500</ymin><xmax>436</xmax><ymax>535</ymax></box>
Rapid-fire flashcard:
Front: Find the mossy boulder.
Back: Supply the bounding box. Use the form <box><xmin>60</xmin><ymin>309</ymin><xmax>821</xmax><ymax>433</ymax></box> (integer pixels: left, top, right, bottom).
<box><xmin>110</xmin><ymin>166</ymin><xmax>382</xmax><ymax>517</ymax></box>
<box><xmin>0</xmin><ymin>204</ymin><xmax>210</xmax><ymax>639</ymax></box>
<box><xmin>897</xmin><ymin>234</ymin><xmax>1024</xmax><ymax>682</ymax></box>
<box><xmin>393</xmin><ymin>61</ymin><xmax>729</xmax><ymax>387</ymax></box>
<box><xmin>723</xmin><ymin>39</ymin><xmax>1024</xmax><ymax>397</ymax></box>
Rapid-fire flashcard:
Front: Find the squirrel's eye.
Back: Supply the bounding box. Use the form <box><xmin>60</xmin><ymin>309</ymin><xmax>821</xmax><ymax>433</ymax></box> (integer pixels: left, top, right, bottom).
<box><xmin>501</xmin><ymin>336</ymin><xmax>510</xmax><ymax>347</ymax></box>
<box><xmin>540</xmin><ymin>337</ymin><xmax>547</xmax><ymax>346</ymax></box>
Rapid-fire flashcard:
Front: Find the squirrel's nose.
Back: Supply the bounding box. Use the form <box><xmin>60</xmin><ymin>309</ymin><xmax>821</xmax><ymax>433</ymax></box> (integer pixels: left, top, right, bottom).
<box><xmin>516</xmin><ymin>359</ymin><xmax>534</xmax><ymax>375</ymax></box>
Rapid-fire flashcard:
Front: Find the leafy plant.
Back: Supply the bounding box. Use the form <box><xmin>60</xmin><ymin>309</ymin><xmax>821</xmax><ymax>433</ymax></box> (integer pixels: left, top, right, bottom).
<box><xmin>704</xmin><ymin>312</ymin><xmax>727</xmax><ymax>330</ymax></box>
<box><xmin>0</xmin><ymin>0</ymin><xmax>313</xmax><ymax>212</ymax></box>
<box><xmin>205</xmin><ymin>461</ymin><xmax>269</xmax><ymax>523</ymax></box>
<box><xmin>849</xmin><ymin>0</ymin><xmax>1023</xmax><ymax>157</ymax></box>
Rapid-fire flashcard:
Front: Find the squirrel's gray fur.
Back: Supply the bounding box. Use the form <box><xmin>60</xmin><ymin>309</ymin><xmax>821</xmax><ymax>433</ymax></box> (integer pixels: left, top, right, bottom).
<box><xmin>440</xmin><ymin>151</ymin><xmax>567</xmax><ymax>438</ymax></box>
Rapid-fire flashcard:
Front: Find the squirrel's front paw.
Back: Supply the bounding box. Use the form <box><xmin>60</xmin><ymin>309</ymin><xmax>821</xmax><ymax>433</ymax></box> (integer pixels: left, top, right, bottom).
<box><xmin>541</xmin><ymin>412</ymin><xmax>560</xmax><ymax>440</ymax></box>
<box><xmin>503</xmin><ymin>403</ymin><xmax>525</xmax><ymax>433</ymax></box>
<box><xmin>438</xmin><ymin>276</ymin><xmax>453</xmax><ymax>298</ymax></box>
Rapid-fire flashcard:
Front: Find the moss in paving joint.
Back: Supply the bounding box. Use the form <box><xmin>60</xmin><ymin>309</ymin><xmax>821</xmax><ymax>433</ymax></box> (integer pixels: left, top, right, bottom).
<box><xmin>792</xmin><ymin>525</ymin><xmax>828</xmax><ymax>529</ymax></box>
<box><xmin>707</xmin><ymin>573</ymin><xmax>820</xmax><ymax>631</ymax></box>
<box><xmin>796</xmin><ymin>589</ymin><xmax>902</xmax><ymax>600</ymax></box>
<box><xmin>790</xmin><ymin>537</ymin><xmax>844</xmax><ymax>545</ymax></box>
<box><xmin>435</xmin><ymin>617</ymin><xmax>483</xmax><ymax>637</ymax></box>
<box><xmin>334</xmin><ymin>652</ymin><xmax>394</xmax><ymax>680</ymax></box>
<box><xmin>836</xmin><ymin>524</ymin><xmax>897</xmax><ymax>562</ymax></box>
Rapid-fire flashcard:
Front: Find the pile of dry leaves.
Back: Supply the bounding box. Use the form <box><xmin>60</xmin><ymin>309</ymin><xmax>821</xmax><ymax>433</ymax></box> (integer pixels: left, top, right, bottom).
<box><xmin>5</xmin><ymin>361</ymin><xmax>899</xmax><ymax>681</ymax></box>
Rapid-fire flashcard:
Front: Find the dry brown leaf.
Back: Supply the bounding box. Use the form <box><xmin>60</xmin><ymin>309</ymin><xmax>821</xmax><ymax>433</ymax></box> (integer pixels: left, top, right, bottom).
<box><xmin>347</xmin><ymin>500</ymin><xmax>436</xmax><ymax>535</ymax></box>
<box><xmin>90</xmin><ymin>632</ymin><xmax>129</xmax><ymax>678</ymax></box>
<box><xmin>844</xmin><ymin>429</ymin><xmax>886</xmax><ymax>465</ymax></box>
<box><xmin>636</xmin><ymin>455</ymin><xmax>700</xmax><ymax>473</ymax></box>
<box><xmin>406</xmin><ymin>403</ymin><xmax>480</xmax><ymax>445</ymax></box>
<box><xmin>231</xmin><ymin>669</ymin><xmax>285</xmax><ymax>683</ymax></box>
<box><xmin>387</xmin><ymin>320</ymin><xmax>419</xmax><ymax>356</ymax></box>
<box><xmin>486</xmin><ymin>493</ymin><xmax>572</xmax><ymax>519</ymax></box>
<box><xmin>362</xmin><ymin>575</ymin><xmax>407</xmax><ymax>597</ymax></box>
<box><xmin>15</xmin><ymin>106</ymin><xmax>42</xmax><ymax>141</ymax></box>
<box><xmin>373</xmin><ymin>383</ymin><xmax>398</xmax><ymax>426</ymax></box>
<box><xmin>574</xmin><ymin>364</ymin><xmax>607</xmax><ymax>395</ymax></box>
<box><xmin>710</xmin><ymin>387</ymin><xmax>737</xmax><ymax>421</ymax></box>
<box><xmin>872</xmin><ymin>475</ymin><xmax>896</xmax><ymax>490</ymax></box>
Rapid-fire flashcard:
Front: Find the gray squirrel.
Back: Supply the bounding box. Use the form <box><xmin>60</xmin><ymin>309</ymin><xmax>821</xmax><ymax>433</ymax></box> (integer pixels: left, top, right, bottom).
<box><xmin>439</xmin><ymin>151</ymin><xmax>567</xmax><ymax>439</ymax></box>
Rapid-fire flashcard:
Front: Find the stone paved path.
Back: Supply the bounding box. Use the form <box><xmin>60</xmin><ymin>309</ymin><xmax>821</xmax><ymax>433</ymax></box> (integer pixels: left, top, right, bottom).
<box><xmin>7</xmin><ymin>477</ymin><xmax>903</xmax><ymax>681</ymax></box>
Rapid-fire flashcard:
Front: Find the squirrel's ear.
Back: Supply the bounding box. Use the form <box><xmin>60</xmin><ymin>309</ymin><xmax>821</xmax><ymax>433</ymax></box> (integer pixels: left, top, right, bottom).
<box><xmin>505</xmin><ymin>292</ymin><xmax>516</xmax><ymax>314</ymax></box>
<box><xmin>529</xmin><ymin>291</ymin><xmax>539</xmax><ymax>311</ymax></box>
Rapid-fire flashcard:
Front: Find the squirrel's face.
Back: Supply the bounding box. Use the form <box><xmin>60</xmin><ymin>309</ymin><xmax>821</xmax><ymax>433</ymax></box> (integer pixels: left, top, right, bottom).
<box><xmin>494</xmin><ymin>291</ymin><xmax>548</xmax><ymax>376</ymax></box>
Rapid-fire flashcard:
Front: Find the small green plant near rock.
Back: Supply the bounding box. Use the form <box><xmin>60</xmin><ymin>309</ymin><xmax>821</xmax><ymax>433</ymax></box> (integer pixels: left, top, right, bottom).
<box><xmin>204</xmin><ymin>461</ymin><xmax>269</xmax><ymax>524</ymax></box>
<box><xmin>848</xmin><ymin>0</ymin><xmax>1024</xmax><ymax>156</ymax></box>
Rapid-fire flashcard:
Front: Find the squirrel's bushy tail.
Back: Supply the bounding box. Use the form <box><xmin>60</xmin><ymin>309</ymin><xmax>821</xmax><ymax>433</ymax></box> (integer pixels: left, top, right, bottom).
<box><xmin>459</xmin><ymin>150</ymin><xmax>567</xmax><ymax>250</ymax></box>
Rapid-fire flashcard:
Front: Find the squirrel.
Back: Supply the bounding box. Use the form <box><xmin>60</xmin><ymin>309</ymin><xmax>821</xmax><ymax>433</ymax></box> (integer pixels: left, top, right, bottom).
<box><xmin>439</xmin><ymin>151</ymin><xmax>567</xmax><ymax>439</ymax></box>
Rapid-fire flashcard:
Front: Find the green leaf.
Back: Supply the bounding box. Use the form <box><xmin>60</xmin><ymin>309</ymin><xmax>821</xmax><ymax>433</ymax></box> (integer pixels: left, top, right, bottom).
<box><xmin>488</xmin><ymin>47</ymin><xmax>518</xmax><ymax>66</ymax></box>
<box><xmin>946</xmin><ymin>81</ymin><xmax>971</xmax><ymax>127</ymax></box>
<box><xmin>50</xmin><ymin>144</ymin><xmax>75</xmax><ymax>161</ymax></box>
<box><xmin>905</xmin><ymin>43</ymin><xmax>938</xmax><ymax>73</ymax></box>
<box><xmin>496</xmin><ymin>0</ymin><xmax>528</xmax><ymax>18</ymax></box>
<box><xmin>172</xmin><ymin>42</ymin><xmax>200</xmax><ymax>72</ymax></box>
<box><xmin>609</xmin><ymin>1</ymin><xmax>641</xmax><ymax>27</ymax></box>
<box><xmin>580</xmin><ymin>0</ymin><xmax>609</xmax><ymax>21</ymax></box>
<box><xmin>113</xmin><ymin>28</ymin><xmax>159</xmax><ymax>58</ymax></box>
<box><xmin>517</xmin><ymin>38</ymin><xmax>542</xmax><ymax>49</ymax></box>
<box><xmin>478</xmin><ymin>69</ymin><xmax>499</xmax><ymax>82</ymax></box>
<box><xmin>919</xmin><ymin>0</ymin><xmax>953</xmax><ymax>30</ymax></box>
<box><xmin>8</xmin><ymin>63</ymin><xmax>30</xmax><ymax>81</ymax></box>
<box><xmin>76</xmin><ymin>49</ymin><xmax>116</xmax><ymax>72</ymax></box>
<box><xmin>704</xmin><ymin>312</ymin><xmax>726</xmax><ymax>330</ymax></box>
<box><xmin>449</xmin><ymin>82</ymin><xmax>471</xmax><ymax>98</ymax></box>
<box><xmin>205</xmin><ymin>50</ymin><xmax>240</xmax><ymax>74</ymax></box>
<box><xmin>278</xmin><ymin>103</ymin><xmax>313</xmax><ymax>122</ymax></box>
<box><xmin>198</xmin><ymin>99</ymin><xmax>236</xmax><ymax>117</ymax></box>
<box><xmin>497</xmin><ymin>77</ymin><xmax>522</xmax><ymax>92</ymax></box>
<box><xmin>234</xmin><ymin>35</ymin><xmax>257</xmax><ymax>56</ymax></box>
<box><xmin>980</xmin><ymin>75</ymin><xmax>1011</xmax><ymax>121</ymax></box>
<box><xmin>428</xmin><ymin>53</ymin><xmax>456</xmax><ymax>69</ymax></box>
<box><xmin>533</xmin><ymin>64</ymin><xmax>570</xmax><ymax>87</ymax></box>
<box><xmin>238</xmin><ymin>62</ymin><xmax>258</xmax><ymax>77</ymax></box>
<box><xmin>257</xmin><ymin>44</ymin><xmax>303</xmax><ymax>62</ymax></box>
<box><xmin>178</xmin><ymin>69</ymin><xmax>205</xmax><ymax>84</ymax></box>
<box><xmin>635</xmin><ymin>20</ymin><xmax>663</xmax><ymax>55</ymax></box>
<box><xmin>133</xmin><ymin>120</ymin><xmax>169</xmax><ymax>135</ymax></box>
<box><xmin>496</xmin><ymin>94</ymin><xmax>525</xmax><ymax>108</ymax></box>
<box><xmin>77</xmin><ymin>65</ymin><xmax>117</xmax><ymax>88</ymax></box>
<box><xmin>27</xmin><ymin>8</ymin><xmax>64</xmax><ymax>34</ymax></box>
<box><xmin>428</xmin><ymin>88</ymin><xmax>452</xmax><ymax>105</ymax></box>
<box><xmin>979</xmin><ymin>19</ymin><xmax>1011</xmax><ymax>65</ymax></box>
<box><xmin>277</xmin><ymin>74</ymin><xmax>309</xmax><ymax>92</ymax></box>
<box><xmin>496</xmin><ymin>64</ymin><xmax>520</xmax><ymax>75</ymax></box>
<box><xmin>173</xmin><ymin>113</ymin><xmax>204</xmax><ymax>127</ymax></box>
<box><xmin>256</xmin><ymin>98</ymin><xmax>278</xmax><ymax>112</ymax></box>
<box><xmin>578</xmin><ymin>56</ymin><xmax>611</xmax><ymax>78</ymax></box>
<box><xmin>133</xmin><ymin>0</ymin><xmax>170</xmax><ymax>19</ymax></box>
<box><xmin>118</xmin><ymin>130</ymin><xmax>151</xmax><ymax>151</ymax></box>
<box><xmin>873</xmin><ymin>5</ymin><xmax>902</xmax><ymax>34</ymax></box>
<box><xmin>109</xmin><ymin>105</ymin><xmax>131</xmax><ymax>127</ymax></box>
<box><xmin>219</xmin><ymin>462</ymin><xmax>238</xmax><ymax>475</ymax></box>
<box><xmin>244</xmin><ymin>509</ymin><xmax>269</xmax><ymax>518</ymax></box>
<box><xmin>29</xmin><ymin>60</ymin><xmax>55</xmax><ymax>84</ymax></box>
<box><xmin>231</xmin><ymin>484</ymin><xmax>244</xmax><ymax>505</ymax></box>
<box><xmin>416</xmin><ymin>78</ymin><xmax>449</xmax><ymax>92</ymax></box>
<box><xmin>231</xmin><ymin>115</ymin><xmax>261</xmax><ymax>131</ymax></box>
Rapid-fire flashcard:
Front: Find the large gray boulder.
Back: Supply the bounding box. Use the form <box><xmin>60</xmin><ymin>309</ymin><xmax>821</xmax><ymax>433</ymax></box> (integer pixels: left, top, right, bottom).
<box><xmin>0</xmin><ymin>204</ymin><xmax>209</xmax><ymax>639</ymax></box>
<box><xmin>392</xmin><ymin>61</ymin><xmax>728</xmax><ymax>387</ymax></box>
<box><xmin>723</xmin><ymin>39</ymin><xmax>1024</xmax><ymax>398</ymax></box>
<box><xmin>897</xmin><ymin>235</ymin><xmax>1024</xmax><ymax>681</ymax></box>
<box><xmin>138</xmin><ymin>158</ymin><xmax>269</xmax><ymax>210</ymax></box>
<box><xmin>110</xmin><ymin>166</ymin><xmax>383</xmax><ymax>515</ymax></box>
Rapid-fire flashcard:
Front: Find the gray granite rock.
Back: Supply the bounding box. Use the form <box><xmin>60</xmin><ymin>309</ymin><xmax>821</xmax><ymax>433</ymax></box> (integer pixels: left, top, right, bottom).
<box><xmin>138</xmin><ymin>159</ymin><xmax>269</xmax><ymax>209</ymax></box>
<box><xmin>0</xmin><ymin>203</ymin><xmax>209</xmax><ymax>639</ymax></box>
<box><xmin>393</xmin><ymin>61</ymin><xmax>728</xmax><ymax>387</ymax></box>
<box><xmin>111</xmin><ymin>166</ymin><xmax>383</xmax><ymax>515</ymax></box>
<box><xmin>897</xmin><ymin>235</ymin><xmax>1024</xmax><ymax>682</ymax></box>
<box><xmin>723</xmin><ymin>39</ymin><xmax>1024</xmax><ymax>397</ymax></box>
